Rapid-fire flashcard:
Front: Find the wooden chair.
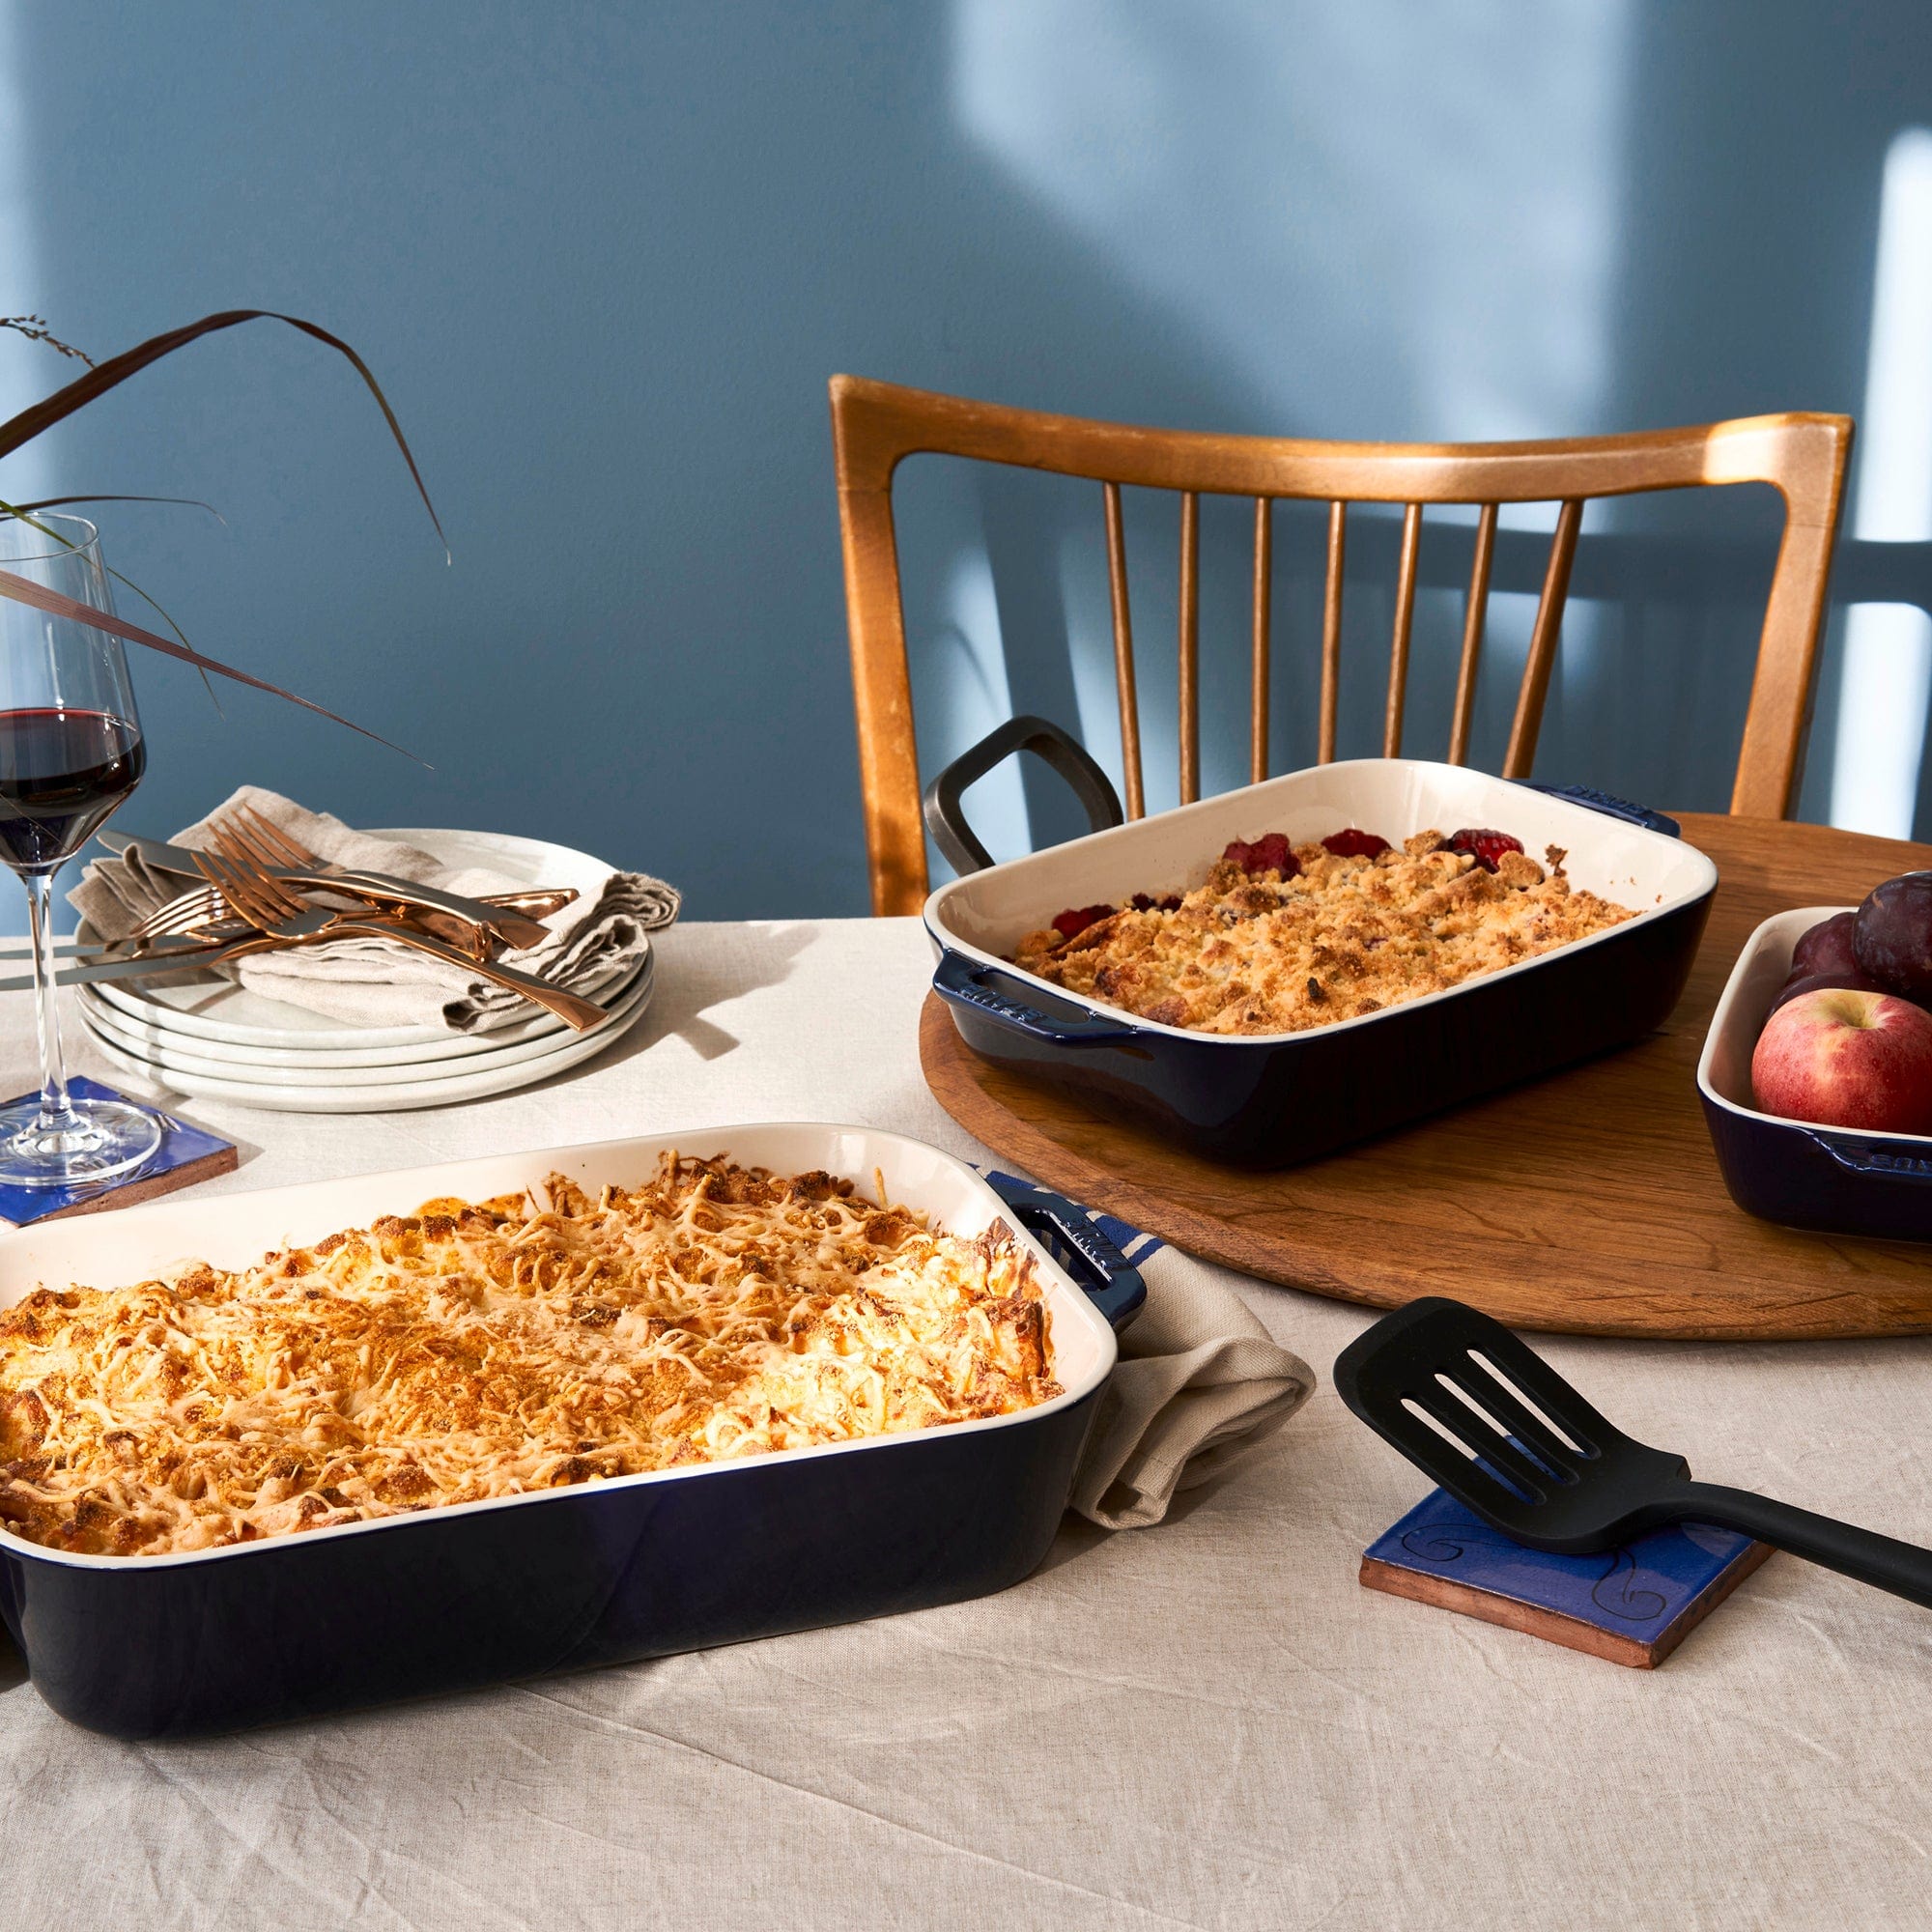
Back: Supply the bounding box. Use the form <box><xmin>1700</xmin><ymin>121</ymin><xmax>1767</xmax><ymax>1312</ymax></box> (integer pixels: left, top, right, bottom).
<box><xmin>831</xmin><ymin>374</ymin><xmax>1852</xmax><ymax>917</ymax></box>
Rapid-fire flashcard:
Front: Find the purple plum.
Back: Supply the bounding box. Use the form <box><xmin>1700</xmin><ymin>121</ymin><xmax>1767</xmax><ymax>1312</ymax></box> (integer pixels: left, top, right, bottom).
<box><xmin>1853</xmin><ymin>872</ymin><xmax>1932</xmax><ymax>1003</ymax></box>
<box><xmin>1768</xmin><ymin>967</ymin><xmax>1890</xmax><ymax>1016</ymax></box>
<box><xmin>1791</xmin><ymin>910</ymin><xmax>1861</xmax><ymax>980</ymax></box>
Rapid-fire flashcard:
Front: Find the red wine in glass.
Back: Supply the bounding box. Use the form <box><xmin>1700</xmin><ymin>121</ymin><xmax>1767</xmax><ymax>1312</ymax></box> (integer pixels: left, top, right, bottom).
<box><xmin>0</xmin><ymin>707</ymin><xmax>146</xmax><ymax>873</ymax></box>
<box><xmin>0</xmin><ymin>513</ymin><xmax>161</xmax><ymax>1187</ymax></box>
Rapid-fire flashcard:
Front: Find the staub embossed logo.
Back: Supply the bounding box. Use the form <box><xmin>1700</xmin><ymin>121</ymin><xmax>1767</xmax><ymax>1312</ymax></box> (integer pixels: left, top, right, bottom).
<box><xmin>1855</xmin><ymin>1149</ymin><xmax>1932</xmax><ymax>1178</ymax></box>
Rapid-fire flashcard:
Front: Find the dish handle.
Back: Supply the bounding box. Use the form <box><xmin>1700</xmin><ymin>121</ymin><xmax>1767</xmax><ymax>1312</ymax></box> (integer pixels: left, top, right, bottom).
<box><xmin>923</xmin><ymin>715</ymin><xmax>1124</xmax><ymax>875</ymax></box>
<box><xmin>933</xmin><ymin>952</ymin><xmax>1143</xmax><ymax>1046</ymax></box>
<box><xmin>984</xmin><ymin>1173</ymin><xmax>1148</xmax><ymax>1332</ymax></box>
<box><xmin>1516</xmin><ymin>781</ymin><xmax>1681</xmax><ymax>838</ymax></box>
<box><xmin>1804</xmin><ymin>1131</ymin><xmax>1932</xmax><ymax>1182</ymax></box>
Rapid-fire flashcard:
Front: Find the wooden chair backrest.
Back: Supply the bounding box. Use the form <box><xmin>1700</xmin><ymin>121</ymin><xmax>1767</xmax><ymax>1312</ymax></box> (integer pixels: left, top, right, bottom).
<box><xmin>830</xmin><ymin>374</ymin><xmax>1851</xmax><ymax>917</ymax></box>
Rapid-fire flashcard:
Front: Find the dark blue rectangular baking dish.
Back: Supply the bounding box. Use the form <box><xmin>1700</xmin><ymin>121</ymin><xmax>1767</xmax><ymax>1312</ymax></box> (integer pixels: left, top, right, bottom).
<box><xmin>923</xmin><ymin>733</ymin><xmax>1717</xmax><ymax>1168</ymax></box>
<box><xmin>1699</xmin><ymin>906</ymin><xmax>1932</xmax><ymax>1240</ymax></box>
<box><xmin>0</xmin><ymin>1125</ymin><xmax>1142</xmax><ymax>1737</ymax></box>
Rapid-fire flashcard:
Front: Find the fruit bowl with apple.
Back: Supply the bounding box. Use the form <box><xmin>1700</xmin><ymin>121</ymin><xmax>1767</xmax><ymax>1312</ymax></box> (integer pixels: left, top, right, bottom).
<box><xmin>1699</xmin><ymin>874</ymin><xmax>1932</xmax><ymax>1240</ymax></box>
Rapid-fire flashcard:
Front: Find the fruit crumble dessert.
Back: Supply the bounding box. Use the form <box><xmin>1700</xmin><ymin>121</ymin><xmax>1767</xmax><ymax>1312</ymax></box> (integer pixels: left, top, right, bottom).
<box><xmin>1010</xmin><ymin>826</ymin><xmax>1634</xmax><ymax>1036</ymax></box>
<box><xmin>0</xmin><ymin>1156</ymin><xmax>1059</xmax><ymax>1555</ymax></box>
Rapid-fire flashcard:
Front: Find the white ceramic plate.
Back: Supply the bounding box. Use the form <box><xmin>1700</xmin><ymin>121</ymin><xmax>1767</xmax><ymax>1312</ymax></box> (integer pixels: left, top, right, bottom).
<box><xmin>79</xmin><ymin>955</ymin><xmax>646</xmax><ymax>1071</ymax></box>
<box><xmin>82</xmin><ymin>960</ymin><xmax>656</xmax><ymax>1113</ymax></box>
<box><xmin>82</xmin><ymin>955</ymin><xmax>652</xmax><ymax>1089</ymax></box>
<box><xmin>84</xmin><ymin>828</ymin><xmax>620</xmax><ymax>1052</ymax></box>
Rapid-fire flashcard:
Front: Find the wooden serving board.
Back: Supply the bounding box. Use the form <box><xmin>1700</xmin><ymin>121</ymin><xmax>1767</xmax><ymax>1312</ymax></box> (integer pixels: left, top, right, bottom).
<box><xmin>921</xmin><ymin>813</ymin><xmax>1932</xmax><ymax>1340</ymax></box>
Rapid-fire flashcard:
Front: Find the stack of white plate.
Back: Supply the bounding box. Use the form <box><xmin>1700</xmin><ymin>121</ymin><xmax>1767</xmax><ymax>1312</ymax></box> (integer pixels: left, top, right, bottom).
<box><xmin>77</xmin><ymin>828</ymin><xmax>655</xmax><ymax>1113</ymax></box>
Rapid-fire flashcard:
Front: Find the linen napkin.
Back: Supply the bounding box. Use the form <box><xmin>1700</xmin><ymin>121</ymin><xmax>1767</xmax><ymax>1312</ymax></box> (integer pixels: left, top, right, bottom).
<box><xmin>71</xmin><ymin>785</ymin><xmax>680</xmax><ymax>1035</ymax></box>
<box><xmin>987</xmin><ymin>1171</ymin><xmax>1315</xmax><ymax>1530</ymax></box>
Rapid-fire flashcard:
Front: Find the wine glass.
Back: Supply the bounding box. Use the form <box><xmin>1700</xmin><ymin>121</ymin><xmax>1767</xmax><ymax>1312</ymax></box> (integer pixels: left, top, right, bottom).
<box><xmin>0</xmin><ymin>514</ymin><xmax>159</xmax><ymax>1185</ymax></box>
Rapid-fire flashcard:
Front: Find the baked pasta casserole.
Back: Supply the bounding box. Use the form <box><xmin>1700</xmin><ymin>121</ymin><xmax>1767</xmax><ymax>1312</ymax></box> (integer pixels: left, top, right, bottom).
<box><xmin>1012</xmin><ymin>825</ymin><xmax>1634</xmax><ymax>1037</ymax></box>
<box><xmin>0</xmin><ymin>1155</ymin><xmax>1060</xmax><ymax>1557</ymax></box>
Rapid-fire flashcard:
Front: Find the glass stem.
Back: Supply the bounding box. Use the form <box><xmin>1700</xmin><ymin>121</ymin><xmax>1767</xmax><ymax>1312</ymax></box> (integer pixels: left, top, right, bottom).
<box><xmin>26</xmin><ymin>868</ymin><xmax>74</xmax><ymax>1131</ymax></box>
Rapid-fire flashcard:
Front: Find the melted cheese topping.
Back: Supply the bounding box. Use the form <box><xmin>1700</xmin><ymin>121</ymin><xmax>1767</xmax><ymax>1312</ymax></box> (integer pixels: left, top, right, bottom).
<box><xmin>1011</xmin><ymin>832</ymin><xmax>1633</xmax><ymax>1035</ymax></box>
<box><xmin>0</xmin><ymin>1155</ymin><xmax>1059</xmax><ymax>1558</ymax></box>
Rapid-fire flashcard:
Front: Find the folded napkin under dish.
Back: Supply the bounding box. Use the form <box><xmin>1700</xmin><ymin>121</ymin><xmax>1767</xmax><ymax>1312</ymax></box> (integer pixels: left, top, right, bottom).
<box><xmin>71</xmin><ymin>786</ymin><xmax>681</xmax><ymax>1035</ymax></box>
<box><xmin>986</xmin><ymin>1170</ymin><xmax>1314</xmax><ymax>1530</ymax></box>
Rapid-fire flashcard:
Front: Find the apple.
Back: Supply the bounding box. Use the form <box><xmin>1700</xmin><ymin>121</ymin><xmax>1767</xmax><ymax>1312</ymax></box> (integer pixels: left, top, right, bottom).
<box><xmin>1751</xmin><ymin>987</ymin><xmax>1932</xmax><ymax>1133</ymax></box>
<box><xmin>1853</xmin><ymin>873</ymin><xmax>1932</xmax><ymax>1002</ymax></box>
<box><xmin>1767</xmin><ymin>967</ymin><xmax>1889</xmax><ymax>1015</ymax></box>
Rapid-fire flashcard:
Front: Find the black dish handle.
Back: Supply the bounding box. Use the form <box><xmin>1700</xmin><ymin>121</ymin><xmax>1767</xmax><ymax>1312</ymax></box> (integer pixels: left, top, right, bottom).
<box><xmin>931</xmin><ymin>952</ymin><xmax>1142</xmax><ymax>1046</ymax></box>
<box><xmin>1804</xmin><ymin>1131</ymin><xmax>1932</xmax><ymax>1183</ymax></box>
<box><xmin>1517</xmin><ymin>781</ymin><xmax>1681</xmax><ymax>838</ymax></box>
<box><xmin>984</xmin><ymin>1173</ymin><xmax>1147</xmax><ymax>1333</ymax></box>
<box><xmin>923</xmin><ymin>714</ymin><xmax>1124</xmax><ymax>876</ymax></box>
<box><xmin>1670</xmin><ymin>1480</ymin><xmax>1932</xmax><ymax>1610</ymax></box>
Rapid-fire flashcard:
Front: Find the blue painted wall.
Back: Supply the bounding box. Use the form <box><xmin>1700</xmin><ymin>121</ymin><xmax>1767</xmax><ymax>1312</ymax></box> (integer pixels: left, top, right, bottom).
<box><xmin>5</xmin><ymin>1</ymin><xmax>1931</xmax><ymax>925</ymax></box>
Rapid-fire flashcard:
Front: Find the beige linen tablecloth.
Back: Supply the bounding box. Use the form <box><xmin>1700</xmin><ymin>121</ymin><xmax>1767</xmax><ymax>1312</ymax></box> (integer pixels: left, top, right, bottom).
<box><xmin>2</xmin><ymin>917</ymin><xmax>1930</xmax><ymax>1931</ymax></box>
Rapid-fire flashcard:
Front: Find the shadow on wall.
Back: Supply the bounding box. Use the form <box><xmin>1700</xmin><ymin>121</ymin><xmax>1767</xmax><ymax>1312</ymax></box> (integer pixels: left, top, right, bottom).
<box><xmin>3</xmin><ymin>2</ymin><xmax>1930</xmax><ymax>925</ymax></box>
<box><xmin>2</xmin><ymin>1</ymin><xmax>1291</xmax><ymax>923</ymax></box>
<box><xmin>1606</xmin><ymin>2</ymin><xmax>1932</xmax><ymax>839</ymax></box>
<box><xmin>906</xmin><ymin>0</ymin><xmax>1932</xmax><ymax>881</ymax></box>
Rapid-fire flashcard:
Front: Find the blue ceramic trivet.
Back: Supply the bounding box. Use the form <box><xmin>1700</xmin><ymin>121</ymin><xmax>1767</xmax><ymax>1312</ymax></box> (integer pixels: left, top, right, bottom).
<box><xmin>1362</xmin><ymin>1486</ymin><xmax>1773</xmax><ymax>1666</ymax></box>
<box><xmin>0</xmin><ymin>1076</ymin><xmax>236</xmax><ymax>1228</ymax></box>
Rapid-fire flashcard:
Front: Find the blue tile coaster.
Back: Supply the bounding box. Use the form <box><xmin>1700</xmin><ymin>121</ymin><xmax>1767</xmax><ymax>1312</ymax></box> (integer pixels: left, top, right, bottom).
<box><xmin>0</xmin><ymin>1076</ymin><xmax>237</xmax><ymax>1229</ymax></box>
<box><xmin>1361</xmin><ymin>1487</ymin><xmax>1773</xmax><ymax>1667</ymax></box>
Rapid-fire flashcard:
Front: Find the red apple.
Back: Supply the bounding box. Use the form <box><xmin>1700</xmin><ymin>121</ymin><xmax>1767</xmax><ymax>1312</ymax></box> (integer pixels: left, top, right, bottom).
<box><xmin>1751</xmin><ymin>988</ymin><xmax>1932</xmax><ymax>1133</ymax></box>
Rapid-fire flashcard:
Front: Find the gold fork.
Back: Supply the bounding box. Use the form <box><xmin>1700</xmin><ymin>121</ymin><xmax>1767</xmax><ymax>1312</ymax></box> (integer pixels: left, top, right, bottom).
<box><xmin>205</xmin><ymin>815</ymin><xmax>492</xmax><ymax>964</ymax></box>
<box><xmin>123</xmin><ymin>886</ymin><xmax>242</xmax><ymax>948</ymax></box>
<box><xmin>193</xmin><ymin>848</ymin><xmax>611</xmax><ymax>1032</ymax></box>
<box><xmin>0</xmin><ymin>885</ymin><xmax>247</xmax><ymax>958</ymax></box>
<box><xmin>0</xmin><ymin>888</ymin><xmax>279</xmax><ymax>992</ymax></box>
<box><xmin>213</xmin><ymin>802</ymin><xmax>566</xmax><ymax>954</ymax></box>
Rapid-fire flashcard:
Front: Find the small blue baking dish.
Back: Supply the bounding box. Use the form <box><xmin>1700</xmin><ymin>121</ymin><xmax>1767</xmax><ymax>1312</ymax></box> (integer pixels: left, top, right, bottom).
<box><xmin>1698</xmin><ymin>907</ymin><xmax>1932</xmax><ymax>1241</ymax></box>
<box><xmin>923</xmin><ymin>725</ymin><xmax>1718</xmax><ymax>1169</ymax></box>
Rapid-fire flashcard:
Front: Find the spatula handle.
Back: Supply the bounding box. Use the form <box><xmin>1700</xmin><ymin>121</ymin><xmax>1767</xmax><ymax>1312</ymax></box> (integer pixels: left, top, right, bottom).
<box><xmin>1675</xmin><ymin>1481</ymin><xmax>1932</xmax><ymax>1610</ymax></box>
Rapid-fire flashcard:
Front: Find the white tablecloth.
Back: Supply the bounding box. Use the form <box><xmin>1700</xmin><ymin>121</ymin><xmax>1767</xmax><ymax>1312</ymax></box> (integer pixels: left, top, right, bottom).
<box><xmin>2</xmin><ymin>918</ymin><xmax>1927</xmax><ymax>1931</ymax></box>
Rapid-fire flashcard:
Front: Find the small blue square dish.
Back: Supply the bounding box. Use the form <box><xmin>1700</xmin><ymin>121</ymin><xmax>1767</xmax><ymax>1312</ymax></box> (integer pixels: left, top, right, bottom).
<box><xmin>1697</xmin><ymin>905</ymin><xmax>1932</xmax><ymax>1241</ymax></box>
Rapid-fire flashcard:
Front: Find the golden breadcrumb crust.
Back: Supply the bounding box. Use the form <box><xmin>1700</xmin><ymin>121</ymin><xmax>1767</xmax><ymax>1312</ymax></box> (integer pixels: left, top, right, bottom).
<box><xmin>1012</xmin><ymin>831</ymin><xmax>1633</xmax><ymax>1035</ymax></box>
<box><xmin>0</xmin><ymin>1155</ymin><xmax>1059</xmax><ymax>1557</ymax></box>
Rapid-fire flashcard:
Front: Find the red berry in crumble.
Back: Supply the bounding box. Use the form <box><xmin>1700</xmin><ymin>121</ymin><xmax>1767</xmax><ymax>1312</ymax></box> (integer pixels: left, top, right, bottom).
<box><xmin>1050</xmin><ymin>903</ymin><xmax>1116</xmax><ymax>940</ymax></box>
<box><xmin>1445</xmin><ymin>828</ymin><xmax>1525</xmax><ymax>872</ymax></box>
<box><xmin>1221</xmin><ymin>832</ymin><xmax>1299</xmax><ymax>878</ymax></box>
<box><xmin>1321</xmin><ymin>829</ymin><xmax>1391</xmax><ymax>859</ymax></box>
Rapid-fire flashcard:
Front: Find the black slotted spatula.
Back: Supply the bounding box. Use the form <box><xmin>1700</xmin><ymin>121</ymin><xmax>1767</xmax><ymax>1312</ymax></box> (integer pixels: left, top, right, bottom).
<box><xmin>1334</xmin><ymin>1296</ymin><xmax>1932</xmax><ymax>1610</ymax></box>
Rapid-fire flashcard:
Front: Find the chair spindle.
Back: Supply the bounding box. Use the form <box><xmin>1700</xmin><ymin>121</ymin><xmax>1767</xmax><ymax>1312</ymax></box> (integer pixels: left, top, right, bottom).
<box><xmin>1448</xmin><ymin>503</ymin><xmax>1497</xmax><ymax>765</ymax></box>
<box><xmin>1320</xmin><ymin>501</ymin><xmax>1347</xmax><ymax>764</ymax></box>
<box><xmin>1503</xmin><ymin>498</ymin><xmax>1584</xmax><ymax>780</ymax></box>
<box><xmin>1179</xmin><ymin>490</ymin><xmax>1201</xmax><ymax>804</ymax></box>
<box><xmin>1385</xmin><ymin>502</ymin><xmax>1423</xmax><ymax>758</ymax></box>
<box><xmin>1102</xmin><ymin>481</ymin><xmax>1145</xmax><ymax>819</ymax></box>
<box><xmin>1251</xmin><ymin>497</ymin><xmax>1271</xmax><ymax>783</ymax></box>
